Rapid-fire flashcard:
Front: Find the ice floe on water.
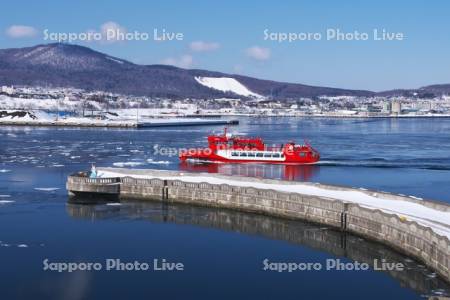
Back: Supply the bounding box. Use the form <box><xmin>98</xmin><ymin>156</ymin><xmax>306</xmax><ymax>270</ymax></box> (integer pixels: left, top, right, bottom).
<box><xmin>106</xmin><ymin>202</ymin><xmax>122</xmax><ymax>206</ymax></box>
<box><xmin>113</xmin><ymin>162</ymin><xmax>144</xmax><ymax>167</ymax></box>
<box><xmin>404</xmin><ymin>258</ymin><xmax>413</xmax><ymax>262</ymax></box>
<box><xmin>34</xmin><ymin>187</ymin><xmax>60</xmax><ymax>192</ymax></box>
<box><xmin>147</xmin><ymin>158</ymin><xmax>171</xmax><ymax>165</ymax></box>
<box><xmin>430</xmin><ymin>289</ymin><xmax>448</xmax><ymax>296</ymax></box>
<box><xmin>51</xmin><ymin>164</ymin><xmax>65</xmax><ymax>167</ymax></box>
<box><xmin>0</xmin><ymin>241</ymin><xmax>29</xmax><ymax>248</ymax></box>
<box><xmin>0</xmin><ymin>169</ymin><xmax>11</xmax><ymax>173</ymax></box>
<box><xmin>0</xmin><ymin>200</ymin><xmax>15</xmax><ymax>204</ymax></box>
<box><xmin>0</xmin><ymin>194</ymin><xmax>11</xmax><ymax>198</ymax></box>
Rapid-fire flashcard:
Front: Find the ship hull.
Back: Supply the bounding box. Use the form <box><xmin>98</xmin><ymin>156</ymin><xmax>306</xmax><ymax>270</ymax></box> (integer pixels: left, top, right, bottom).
<box><xmin>180</xmin><ymin>150</ymin><xmax>320</xmax><ymax>165</ymax></box>
<box><xmin>184</xmin><ymin>158</ymin><xmax>319</xmax><ymax>165</ymax></box>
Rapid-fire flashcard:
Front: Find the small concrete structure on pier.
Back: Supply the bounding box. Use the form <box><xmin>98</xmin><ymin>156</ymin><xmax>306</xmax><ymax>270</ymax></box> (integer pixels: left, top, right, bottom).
<box><xmin>67</xmin><ymin>175</ymin><xmax>121</xmax><ymax>197</ymax></box>
<box><xmin>67</xmin><ymin>167</ymin><xmax>450</xmax><ymax>283</ymax></box>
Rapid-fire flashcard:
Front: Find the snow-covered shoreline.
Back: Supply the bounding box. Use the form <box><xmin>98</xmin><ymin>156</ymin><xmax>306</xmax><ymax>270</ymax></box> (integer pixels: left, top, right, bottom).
<box><xmin>0</xmin><ymin>110</ymin><xmax>238</xmax><ymax>127</ymax></box>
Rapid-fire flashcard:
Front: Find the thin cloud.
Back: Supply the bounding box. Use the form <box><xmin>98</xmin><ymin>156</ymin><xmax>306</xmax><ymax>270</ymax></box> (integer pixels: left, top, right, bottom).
<box><xmin>100</xmin><ymin>21</ymin><xmax>127</xmax><ymax>43</ymax></box>
<box><xmin>189</xmin><ymin>41</ymin><xmax>220</xmax><ymax>52</ymax></box>
<box><xmin>81</xmin><ymin>21</ymin><xmax>128</xmax><ymax>43</ymax></box>
<box><xmin>233</xmin><ymin>65</ymin><xmax>243</xmax><ymax>74</ymax></box>
<box><xmin>5</xmin><ymin>25</ymin><xmax>38</xmax><ymax>38</ymax></box>
<box><xmin>245</xmin><ymin>46</ymin><xmax>271</xmax><ymax>61</ymax></box>
<box><xmin>161</xmin><ymin>55</ymin><xmax>193</xmax><ymax>69</ymax></box>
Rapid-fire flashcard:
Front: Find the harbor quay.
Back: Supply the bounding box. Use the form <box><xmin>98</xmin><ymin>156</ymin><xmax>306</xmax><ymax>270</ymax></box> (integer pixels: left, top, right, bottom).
<box><xmin>0</xmin><ymin>118</ymin><xmax>239</xmax><ymax>128</ymax></box>
<box><xmin>66</xmin><ymin>167</ymin><xmax>450</xmax><ymax>283</ymax></box>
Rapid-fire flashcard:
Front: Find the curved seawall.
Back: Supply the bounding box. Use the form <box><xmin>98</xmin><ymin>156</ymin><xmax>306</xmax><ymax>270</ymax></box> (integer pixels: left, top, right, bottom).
<box><xmin>66</xmin><ymin>168</ymin><xmax>450</xmax><ymax>283</ymax></box>
<box><xmin>66</xmin><ymin>200</ymin><xmax>450</xmax><ymax>294</ymax></box>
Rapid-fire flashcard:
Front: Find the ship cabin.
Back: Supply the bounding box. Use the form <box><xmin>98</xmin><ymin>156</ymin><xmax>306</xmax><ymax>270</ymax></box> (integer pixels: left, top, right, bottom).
<box><xmin>207</xmin><ymin>135</ymin><xmax>265</xmax><ymax>151</ymax></box>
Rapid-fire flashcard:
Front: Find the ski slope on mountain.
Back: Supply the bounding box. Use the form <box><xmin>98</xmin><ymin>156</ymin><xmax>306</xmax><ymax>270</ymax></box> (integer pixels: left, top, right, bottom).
<box><xmin>195</xmin><ymin>76</ymin><xmax>263</xmax><ymax>98</ymax></box>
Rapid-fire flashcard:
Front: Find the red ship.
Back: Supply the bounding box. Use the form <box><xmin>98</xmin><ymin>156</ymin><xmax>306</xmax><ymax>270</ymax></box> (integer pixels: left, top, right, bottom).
<box><xmin>179</xmin><ymin>128</ymin><xmax>320</xmax><ymax>164</ymax></box>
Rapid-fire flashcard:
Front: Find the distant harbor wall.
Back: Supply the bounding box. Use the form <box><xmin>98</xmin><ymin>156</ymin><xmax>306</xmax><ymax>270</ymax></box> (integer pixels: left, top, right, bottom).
<box><xmin>66</xmin><ymin>171</ymin><xmax>450</xmax><ymax>283</ymax></box>
<box><xmin>137</xmin><ymin>119</ymin><xmax>239</xmax><ymax>127</ymax></box>
<box><xmin>0</xmin><ymin>120</ymin><xmax>137</xmax><ymax>127</ymax></box>
<box><xmin>0</xmin><ymin>118</ymin><xmax>238</xmax><ymax>128</ymax></box>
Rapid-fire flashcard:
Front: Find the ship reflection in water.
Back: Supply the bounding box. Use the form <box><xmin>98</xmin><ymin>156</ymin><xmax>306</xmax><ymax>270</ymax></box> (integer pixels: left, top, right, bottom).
<box><xmin>67</xmin><ymin>199</ymin><xmax>450</xmax><ymax>298</ymax></box>
<box><xmin>179</xmin><ymin>162</ymin><xmax>319</xmax><ymax>181</ymax></box>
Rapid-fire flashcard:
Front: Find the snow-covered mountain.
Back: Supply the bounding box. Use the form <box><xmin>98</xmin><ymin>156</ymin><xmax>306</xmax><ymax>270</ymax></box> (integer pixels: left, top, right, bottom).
<box><xmin>0</xmin><ymin>43</ymin><xmax>381</xmax><ymax>99</ymax></box>
<box><xmin>0</xmin><ymin>43</ymin><xmax>130</xmax><ymax>71</ymax></box>
<box><xmin>195</xmin><ymin>77</ymin><xmax>263</xmax><ymax>98</ymax></box>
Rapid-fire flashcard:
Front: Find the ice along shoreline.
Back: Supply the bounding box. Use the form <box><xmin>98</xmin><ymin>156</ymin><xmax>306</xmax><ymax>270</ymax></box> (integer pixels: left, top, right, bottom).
<box><xmin>0</xmin><ymin>117</ymin><xmax>239</xmax><ymax>128</ymax></box>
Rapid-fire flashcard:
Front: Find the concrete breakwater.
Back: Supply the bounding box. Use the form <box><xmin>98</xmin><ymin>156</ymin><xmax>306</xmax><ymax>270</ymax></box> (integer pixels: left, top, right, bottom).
<box><xmin>0</xmin><ymin>120</ymin><xmax>138</xmax><ymax>127</ymax></box>
<box><xmin>66</xmin><ymin>168</ymin><xmax>450</xmax><ymax>283</ymax></box>
<box><xmin>0</xmin><ymin>118</ymin><xmax>238</xmax><ymax>128</ymax></box>
<box><xmin>66</xmin><ymin>200</ymin><xmax>450</xmax><ymax>294</ymax></box>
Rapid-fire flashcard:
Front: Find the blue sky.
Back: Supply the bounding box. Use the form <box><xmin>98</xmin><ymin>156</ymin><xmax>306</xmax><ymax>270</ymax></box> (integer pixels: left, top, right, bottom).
<box><xmin>0</xmin><ymin>0</ymin><xmax>449</xmax><ymax>91</ymax></box>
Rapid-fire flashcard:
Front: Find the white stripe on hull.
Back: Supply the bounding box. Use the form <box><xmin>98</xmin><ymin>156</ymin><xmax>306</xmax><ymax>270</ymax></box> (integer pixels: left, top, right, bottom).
<box><xmin>216</xmin><ymin>150</ymin><xmax>286</xmax><ymax>162</ymax></box>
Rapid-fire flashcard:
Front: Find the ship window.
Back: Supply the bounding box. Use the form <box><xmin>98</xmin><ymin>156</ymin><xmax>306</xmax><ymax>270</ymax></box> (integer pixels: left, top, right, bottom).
<box><xmin>299</xmin><ymin>152</ymin><xmax>306</xmax><ymax>157</ymax></box>
<box><xmin>273</xmin><ymin>153</ymin><xmax>280</xmax><ymax>158</ymax></box>
<box><xmin>264</xmin><ymin>153</ymin><xmax>272</xmax><ymax>158</ymax></box>
<box><xmin>240</xmin><ymin>152</ymin><xmax>247</xmax><ymax>157</ymax></box>
<box><xmin>231</xmin><ymin>152</ymin><xmax>238</xmax><ymax>157</ymax></box>
<box><xmin>256</xmin><ymin>152</ymin><xmax>263</xmax><ymax>157</ymax></box>
<box><xmin>248</xmin><ymin>153</ymin><xmax>255</xmax><ymax>157</ymax></box>
<box><xmin>281</xmin><ymin>153</ymin><xmax>285</xmax><ymax>158</ymax></box>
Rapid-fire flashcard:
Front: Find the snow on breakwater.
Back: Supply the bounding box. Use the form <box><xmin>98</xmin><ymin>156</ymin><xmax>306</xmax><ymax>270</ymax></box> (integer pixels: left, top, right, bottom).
<box><xmin>96</xmin><ymin>168</ymin><xmax>450</xmax><ymax>239</ymax></box>
<box><xmin>68</xmin><ymin>167</ymin><xmax>450</xmax><ymax>281</ymax></box>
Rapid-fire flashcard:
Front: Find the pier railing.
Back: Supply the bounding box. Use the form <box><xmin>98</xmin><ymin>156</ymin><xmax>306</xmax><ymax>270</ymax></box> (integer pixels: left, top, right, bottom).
<box><xmin>66</xmin><ymin>174</ymin><xmax>121</xmax><ymax>195</ymax></box>
<box><xmin>68</xmin><ymin>176</ymin><xmax>121</xmax><ymax>184</ymax></box>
